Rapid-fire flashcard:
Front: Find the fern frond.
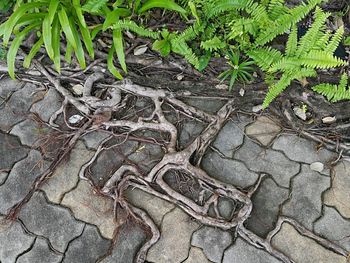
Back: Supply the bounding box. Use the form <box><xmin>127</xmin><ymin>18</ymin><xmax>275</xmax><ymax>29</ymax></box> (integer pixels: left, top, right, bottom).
<box><xmin>314</xmin><ymin>30</ymin><xmax>331</xmax><ymax>50</ymax></box>
<box><xmin>263</xmin><ymin>73</ymin><xmax>294</xmax><ymax>108</ymax></box>
<box><xmin>205</xmin><ymin>0</ymin><xmax>254</xmax><ymax>19</ymax></box>
<box><xmin>247</xmin><ymin>47</ymin><xmax>283</xmax><ymax>71</ymax></box>
<box><xmin>325</xmin><ymin>26</ymin><xmax>344</xmax><ymax>54</ymax></box>
<box><xmin>286</xmin><ymin>25</ymin><xmax>298</xmax><ymax>57</ymax></box>
<box><xmin>300</xmin><ymin>50</ymin><xmax>347</xmax><ymax>68</ymax></box>
<box><xmin>268</xmin><ymin>0</ymin><xmax>288</xmax><ymax>20</ymax></box>
<box><xmin>296</xmin><ymin>7</ymin><xmax>330</xmax><ymax>57</ymax></box>
<box><xmin>200</xmin><ymin>36</ymin><xmax>226</xmax><ymax>51</ymax></box>
<box><xmin>256</xmin><ymin>0</ymin><xmax>322</xmax><ymax>46</ymax></box>
<box><xmin>112</xmin><ymin>20</ymin><xmax>159</xmax><ymax>39</ymax></box>
<box><xmin>312</xmin><ymin>74</ymin><xmax>350</xmax><ymax>102</ymax></box>
<box><xmin>171</xmin><ymin>40</ymin><xmax>200</xmax><ymax>68</ymax></box>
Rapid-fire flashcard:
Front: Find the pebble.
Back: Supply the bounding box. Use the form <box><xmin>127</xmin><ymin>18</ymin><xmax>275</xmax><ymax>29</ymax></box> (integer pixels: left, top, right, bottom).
<box><xmin>322</xmin><ymin>116</ymin><xmax>336</xmax><ymax>124</ymax></box>
<box><xmin>293</xmin><ymin>107</ymin><xmax>307</xmax><ymax>121</ymax></box>
<box><xmin>310</xmin><ymin>162</ymin><xmax>324</xmax><ymax>173</ymax></box>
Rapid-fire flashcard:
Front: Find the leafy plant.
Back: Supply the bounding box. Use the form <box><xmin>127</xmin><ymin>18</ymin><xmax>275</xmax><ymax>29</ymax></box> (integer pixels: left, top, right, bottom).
<box><xmin>0</xmin><ymin>0</ymin><xmax>94</xmax><ymax>78</ymax></box>
<box><xmin>248</xmin><ymin>7</ymin><xmax>348</xmax><ymax>108</ymax></box>
<box><xmin>218</xmin><ymin>49</ymin><xmax>254</xmax><ymax>90</ymax></box>
<box><xmin>0</xmin><ymin>0</ymin><xmax>15</xmax><ymax>12</ymax></box>
<box><xmin>313</xmin><ymin>73</ymin><xmax>350</xmax><ymax>102</ymax></box>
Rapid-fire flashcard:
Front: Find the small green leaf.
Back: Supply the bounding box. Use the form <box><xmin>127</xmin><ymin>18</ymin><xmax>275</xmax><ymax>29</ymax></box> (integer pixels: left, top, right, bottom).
<box><xmin>68</xmin><ymin>16</ymin><xmax>86</xmax><ymax>69</ymax></box>
<box><xmin>58</xmin><ymin>8</ymin><xmax>77</xmax><ymax>50</ymax></box>
<box><xmin>65</xmin><ymin>42</ymin><xmax>73</xmax><ymax>64</ymax></box>
<box><xmin>23</xmin><ymin>36</ymin><xmax>43</xmax><ymax>68</ymax></box>
<box><xmin>138</xmin><ymin>0</ymin><xmax>187</xmax><ymax>15</ymax></box>
<box><xmin>52</xmin><ymin>16</ymin><xmax>61</xmax><ymax>72</ymax></box>
<box><xmin>112</xmin><ymin>29</ymin><xmax>127</xmax><ymax>73</ymax></box>
<box><xmin>78</xmin><ymin>21</ymin><xmax>94</xmax><ymax>59</ymax></box>
<box><xmin>3</xmin><ymin>2</ymin><xmax>45</xmax><ymax>46</ymax></box>
<box><xmin>107</xmin><ymin>45</ymin><xmax>123</xmax><ymax>79</ymax></box>
<box><xmin>7</xmin><ymin>22</ymin><xmax>40</xmax><ymax>79</ymax></box>
<box><xmin>152</xmin><ymin>39</ymin><xmax>171</xmax><ymax>56</ymax></box>
<box><xmin>103</xmin><ymin>8</ymin><xmax>131</xmax><ymax>30</ymax></box>
<box><xmin>73</xmin><ymin>0</ymin><xmax>87</xmax><ymax>27</ymax></box>
<box><xmin>42</xmin><ymin>16</ymin><xmax>54</xmax><ymax>59</ymax></box>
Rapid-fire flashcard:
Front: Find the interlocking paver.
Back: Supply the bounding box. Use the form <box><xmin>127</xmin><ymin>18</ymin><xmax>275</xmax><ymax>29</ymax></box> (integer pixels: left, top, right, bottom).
<box><xmin>246</xmin><ymin>177</ymin><xmax>289</xmax><ymax>237</ymax></box>
<box><xmin>271</xmin><ymin>223</ymin><xmax>347</xmax><ymax>263</ymax></box>
<box><xmin>245</xmin><ymin>116</ymin><xmax>281</xmax><ymax>146</ymax></box>
<box><xmin>19</xmin><ymin>191</ymin><xmax>84</xmax><ymax>253</ymax></box>
<box><xmin>30</xmin><ymin>87</ymin><xmax>62</xmax><ymax>122</ymax></box>
<box><xmin>191</xmin><ymin>226</ymin><xmax>232</xmax><ymax>263</ymax></box>
<box><xmin>324</xmin><ymin>161</ymin><xmax>350</xmax><ymax>218</ymax></box>
<box><xmin>63</xmin><ymin>224</ymin><xmax>111</xmax><ymax>263</ymax></box>
<box><xmin>41</xmin><ymin>141</ymin><xmax>94</xmax><ymax>203</ymax></box>
<box><xmin>0</xmin><ymin>83</ymin><xmax>38</xmax><ymax>132</ymax></box>
<box><xmin>282</xmin><ymin>165</ymin><xmax>330</xmax><ymax>229</ymax></box>
<box><xmin>202</xmin><ymin>150</ymin><xmax>259</xmax><ymax>188</ymax></box>
<box><xmin>223</xmin><ymin>238</ymin><xmax>281</xmax><ymax>263</ymax></box>
<box><xmin>0</xmin><ymin>132</ymin><xmax>29</xmax><ymax>171</ymax></box>
<box><xmin>235</xmin><ymin>140</ymin><xmax>300</xmax><ymax>187</ymax></box>
<box><xmin>147</xmin><ymin>208</ymin><xmax>199</xmax><ymax>263</ymax></box>
<box><xmin>0</xmin><ymin>150</ymin><xmax>49</xmax><ymax>214</ymax></box>
<box><xmin>17</xmin><ymin>237</ymin><xmax>62</xmax><ymax>263</ymax></box>
<box><xmin>0</xmin><ymin>217</ymin><xmax>35</xmax><ymax>263</ymax></box>
<box><xmin>314</xmin><ymin>206</ymin><xmax>350</xmax><ymax>251</ymax></box>
<box><xmin>183</xmin><ymin>247</ymin><xmax>211</xmax><ymax>263</ymax></box>
<box><xmin>100</xmin><ymin>223</ymin><xmax>147</xmax><ymax>263</ymax></box>
<box><xmin>272</xmin><ymin>134</ymin><xmax>336</xmax><ymax>164</ymax></box>
<box><xmin>61</xmin><ymin>180</ymin><xmax>116</xmax><ymax>240</ymax></box>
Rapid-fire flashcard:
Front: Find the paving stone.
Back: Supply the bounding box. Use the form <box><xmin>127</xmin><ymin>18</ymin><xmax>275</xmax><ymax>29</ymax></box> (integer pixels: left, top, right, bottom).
<box><xmin>63</xmin><ymin>224</ymin><xmax>111</xmax><ymax>263</ymax></box>
<box><xmin>191</xmin><ymin>226</ymin><xmax>232</xmax><ymax>262</ymax></box>
<box><xmin>81</xmin><ymin>130</ymin><xmax>110</xmax><ymax>150</ymax></box>
<box><xmin>245</xmin><ymin>116</ymin><xmax>281</xmax><ymax>146</ymax></box>
<box><xmin>41</xmin><ymin>141</ymin><xmax>94</xmax><ymax>203</ymax></box>
<box><xmin>222</xmin><ymin>238</ymin><xmax>281</xmax><ymax>263</ymax></box>
<box><xmin>235</xmin><ymin>140</ymin><xmax>300</xmax><ymax>187</ymax></box>
<box><xmin>17</xmin><ymin>237</ymin><xmax>62</xmax><ymax>263</ymax></box>
<box><xmin>282</xmin><ymin>165</ymin><xmax>330</xmax><ymax>229</ymax></box>
<box><xmin>272</xmin><ymin>134</ymin><xmax>336</xmax><ymax>164</ymax></box>
<box><xmin>324</xmin><ymin>161</ymin><xmax>350</xmax><ymax>218</ymax></box>
<box><xmin>183</xmin><ymin>247</ymin><xmax>211</xmax><ymax>263</ymax></box>
<box><xmin>89</xmin><ymin>140</ymin><xmax>138</xmax><ymax>187</ymax></box>
<box><xmin>0</xmin><ymin>171</ymin><xmax>8</xmax><ymax>185</ymax></box>
<box><xmin>100</xmin><ymin>223</ymin><xmax>147</xmax><ymax>263</ymax></box>
<box><xmin>128</xmin><ymin>142</ymin><xmax>164</xmax><ymax>172</ymax></box>
<box><xmin>0</xmin><ymin>150</ymin><xmax>49</xmax><ymax>214</ymax></box>
<box><xmin>183</xmin><ymin>98</ymin><xmax>226</xmax><ymax>113</ymax></box>
<box><xmin>19</xmin><ymin>191</ymin><xmax>84</xmax><ymax>253</ymax></box>
<box><xmin>10</xmin><ymin>119</ymin><xmax>52</xmax><ymax>147</ymax></box>
<box><xmin>0</xmin><ymin>77</ymin><xmax>22</xmax><ymax>99</ymax></box>
<box><xmin>246</xmin><ymin>177</ymin><xmax>289</xmax><ymax>237</ymax></box>
<box><xmin>179</xmin><ymin>120</ymin><xmax>205</xmax><ymax>147</ymax></box>
<box><xmin>202</xmin><ymin>151</ymin><xmax>259</xmax><ymax>188</ymax></box>
<box><xmin>125</xmin><ymin>187</ymin><xmax>174</xmax><ymax>226</ymax></box>
<box><xmin>0</xmin><ymin>83</ymin><xmax>38</xmax><ymax>131</ymax></box>
<box><xmin>30</xmin><ymin>87</ymin><xmax>62</xmax><ymax>122</ymax></box>
<box><xmin>147</xmin><ymin>208</ymin><xmax>199</xmax><ymax>263</ymax></box>
<box><xmin>314</xmin><ymin>206</ymin><xmax>350</xmax><ymax>251</ymax></box>
<box><xmin>61</xmin><ymin>180</ymin><xmax>116</xmax><ymax>239</ymax></box>
<box><xmin>0</xmin><ymin>217</ymin><xmax>35</xmax><ymax>263</ymax></box>
<box><xmin>212</xmin><ymin>119</ymin><xmax>248</xmax><ymax>157</ymax></box>
<box><xmin>271</xmin><ymin>223</ymin><xmax>347</xmax><ymax>263</ymax></box>
<box><xmin>0</xmin><ymin>132</ymin><xmax>29</xmax><ymax>171</ymax></box>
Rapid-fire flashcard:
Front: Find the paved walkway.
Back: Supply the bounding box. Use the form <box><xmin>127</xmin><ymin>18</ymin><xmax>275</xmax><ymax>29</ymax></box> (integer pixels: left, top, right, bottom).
<box><xmin>0</xmin><ymin>79</ymin><xmax>349</xmax><ymax>263</ymax></box>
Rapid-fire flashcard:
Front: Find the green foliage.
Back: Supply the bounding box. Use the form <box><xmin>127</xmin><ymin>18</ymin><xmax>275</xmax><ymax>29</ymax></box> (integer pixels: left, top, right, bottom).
<box><xmin>249</xmin><ymin>7</ymin><xmax>347</xmax><ymax>108</ymax></box>
<box><xmin>218</xmin><ymin>50</ymin><xmax>254</xmax><ymax>90</ymax></box>
<box><xmin>313</xmin><ymin>73</ymin><xmax>350</xmax><ymax>102</ymax></box>
<box><xmin>0</xmin><ymin>0</ymin><xmax>15</xmax><ymax>12</ymax></box>
<box><xmin>0</xmin><ymin>0</ymin><xmax>94</xmax><ymax>78</ymax></box>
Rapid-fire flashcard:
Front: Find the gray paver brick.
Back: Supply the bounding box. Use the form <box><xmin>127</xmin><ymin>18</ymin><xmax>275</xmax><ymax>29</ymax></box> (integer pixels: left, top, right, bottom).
<box><xmin>63</xmin><ymin>224</ymin><xmax>111</xmax><ymax>263</ymax></box>
<box><xmin>19</xmin><ymin>191</ymin><xmax>85</xmax><ymax>253</ymax></box>
<box><xmin>235</xmin><ymin>140</ymin><xmax>300</xmax><ymax>187</ymax></box>
<box><xmin>17</xmin><ymin>237</ymin><xmax>62</xmax><ymax>263</ymax></box>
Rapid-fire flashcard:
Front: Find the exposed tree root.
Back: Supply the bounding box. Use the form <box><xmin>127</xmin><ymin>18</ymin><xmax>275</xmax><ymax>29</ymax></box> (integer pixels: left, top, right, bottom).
<box><xmin>7</xmin><ymin>61</ymin><xmax>349</xmax><ymax>263</ymax></box>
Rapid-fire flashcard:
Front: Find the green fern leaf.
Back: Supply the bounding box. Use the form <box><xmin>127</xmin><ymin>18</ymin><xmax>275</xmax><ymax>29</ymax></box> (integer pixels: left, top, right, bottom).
<box><xmin>112</xmin><ymin>20</ymin><xmax>159</xmax><ymax>39</ymax></box>
<box><xmin>82</xmin><ymin>0</ymin><xmax>108</xmax><ymax>13</ymax></box>
<box><xmin>200</xmin><ymin>36</ymin><xmax>226</xmax><ymax>51</ymax></box>
<box><xmin>247</xmin><ymin>47</ymin><xmax>283</xmax><ymax>71</ymax></box>
<box><xmin>300</xmin><ymin>50</ymin><xmax>347</xmax><ymax>69</ymax></box>
<box><xmin>286</xmin><ymin>25</ymin><xmax>298</xmax><ymax>57</ymax></box>
<box><xmin>325</xmin><ymin>26</ymin><xmax>344</xmax><ymax>54</ymax></box>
